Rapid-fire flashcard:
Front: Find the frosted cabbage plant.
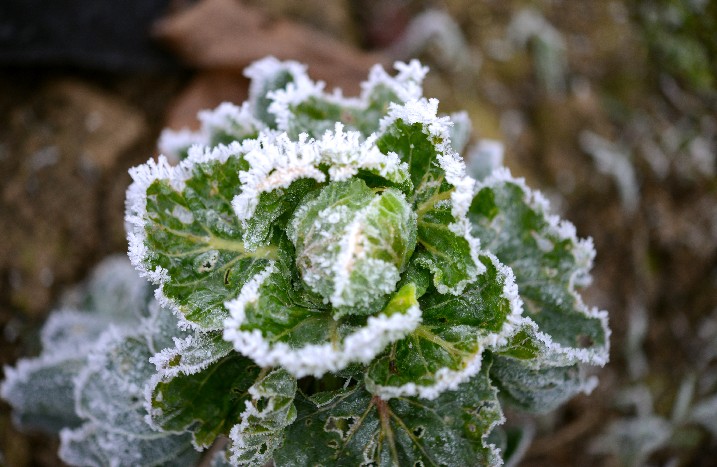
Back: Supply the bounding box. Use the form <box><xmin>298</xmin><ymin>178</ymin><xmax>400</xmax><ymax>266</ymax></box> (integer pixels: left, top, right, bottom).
<box><xmin>2</xmin><ymin>57</ymin><xmax>609</xmax><ymax>466</ymax></box>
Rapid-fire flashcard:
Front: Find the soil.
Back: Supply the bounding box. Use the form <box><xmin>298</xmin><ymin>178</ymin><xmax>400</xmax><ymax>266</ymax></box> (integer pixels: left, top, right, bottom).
<box><xmin>1</xmin><ymin>0</ymin><xmax>716</xmax><ymax>465</ymax></box>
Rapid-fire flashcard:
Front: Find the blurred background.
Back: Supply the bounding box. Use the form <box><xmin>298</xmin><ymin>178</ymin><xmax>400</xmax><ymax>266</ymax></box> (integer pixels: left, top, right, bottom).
<box><xmin>1</xmin><ymin>0</ymin><xmax>716</xmax><ymax>465</ymax></box>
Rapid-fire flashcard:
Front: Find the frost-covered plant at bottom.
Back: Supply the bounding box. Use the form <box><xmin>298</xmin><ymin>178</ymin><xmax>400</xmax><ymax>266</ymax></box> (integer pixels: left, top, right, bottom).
<box><xmin>2</xmin><ymin>57</ymin><xmax>610</xmax><ymax>466</ymax></box>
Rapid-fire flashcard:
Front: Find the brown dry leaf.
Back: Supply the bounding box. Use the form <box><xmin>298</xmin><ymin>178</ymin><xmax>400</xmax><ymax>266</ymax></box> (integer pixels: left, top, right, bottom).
<box><xmin>154</xmin><ymin>0</ymin><xmax>387</xmax><ymax>95</ymax></box>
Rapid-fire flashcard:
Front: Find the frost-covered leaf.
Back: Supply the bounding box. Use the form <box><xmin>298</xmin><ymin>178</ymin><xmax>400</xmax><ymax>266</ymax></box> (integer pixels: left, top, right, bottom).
<box><xmin>224</xmin><ymin>249</ymin><xmax>421</xmax><ymax>377</ymax></box>
<box><xmin>589</xmin><ymin>416</ymin><xmax>673</xmax><ymax>467</ymax></box>
<box><xmin>59</xmin><ymin>422</ymin><xmax>199</xmax><ymax>467</ymax></box>
<box><xmin>127</xmin><ymin>153</ymin><xmax>276</xmax><ymax>330</ymax></box>
<box><xmin>148</xmin><ymin>334</ymin><xmax>258</xmax><ymax>449</ymax></box>
<box><xmin>377</xmin><ymin>99</ymin><xmax>482</xmax><ymax>295</ymax></box>
<box><xmin>159</xmin><ymin>102</ymin><xmax>265</xmax><ymax>161</ymax></box>
<box><xmin>229</xmin><ymin>368</ymin><xmax>297</xmax><ymax>465</ymax></box>
<box><xmin>490</xmin><ymin>358</ymin><xmax>594</xmax><ymax>413</ymax></box>
<box><xmin>75</xmin><ymin>254</ymin><xmax>153</xmax><ymax>321</ymax></box>
<box><xmin>150</xmin><ymin>329</ymin><xmax>234</xmax><ymax>380</ymax></box>
<box><xmin>468</xmin><ymin>168</ymin><xmax>609</xmax><ymax>365</ymax></box>
<box><xmin>75</xmin><ymin>329</ymin><xmax>161</xmax><ymax>435</ymax></box>
<box><xmin>245</xmin><ymin>57</ymin><xmax>313</xmax><ymax>129</ymax></box>
<box><xmin>367</xmin><ymin>254</ymin><xmax>522</xmax><ymax>400</ymax></box>
<box><xmin>288</xmin><ymin>178</ymin><xmax>416</xmax><ymax>315</ymax></box>
<box><xmin>1</xmin><ymin>355</ymin><xmax>84</xmax><ymax>433</ymax></box>
<box><xmin>242</xmin><ymin>177</ymin><xmax>319</xmax><ymax>251</ymax></box>
<box><xmin>274</xmin><ymin>356</ymin><xmax>503</xmax><ymax>467</ymax></box>
<box><xmin>265</xmin><ymin>59</ymin><xmax>428</xmax><ymax>139</ymax></box>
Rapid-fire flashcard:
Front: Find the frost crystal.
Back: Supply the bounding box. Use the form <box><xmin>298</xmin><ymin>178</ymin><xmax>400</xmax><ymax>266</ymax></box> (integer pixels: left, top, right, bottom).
<box><xmin>2</xmin><ymin>57</ymin><xmax>609</xmax><ymax>467</ymax></box>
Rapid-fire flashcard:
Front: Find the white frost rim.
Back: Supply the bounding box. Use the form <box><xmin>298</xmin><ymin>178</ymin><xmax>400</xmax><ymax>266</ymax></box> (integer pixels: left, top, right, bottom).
<box><xmin>366</xmin><ymin>254</ymin><xmax>525</xmax><ymax>400</ymax></box>
<box><xmin>223</xmin><ymin>264</ymin><xmax>423</xmax><ymax>378</ymax></box>
<box><xmin>477</xmin><ymin>167</ymin><xmax>610</xmax><ymax>367</ymax></box>
<box><xmin>379</xmin><ymin>98</ymin><xmax>484</xmax><ymax>295</ymax></box>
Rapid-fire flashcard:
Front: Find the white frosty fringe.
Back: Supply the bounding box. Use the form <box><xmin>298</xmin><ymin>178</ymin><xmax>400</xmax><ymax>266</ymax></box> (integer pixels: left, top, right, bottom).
<box><xmin>319</xmin><ymin>123</ymin><xmax>407</xmax><ymax>182</ymax></box>
<box><xmin>223</xmin><ymin>266</ymin><xmax>422</xmax><ymax>378</ymax></box>
<box><xmin>369</xmin><ymin>347</ymin><xmax>486</xmax><ymax>401</ymax></box>
<box><xmin>244</xmin><ymin>56</ymin><xmax>315</xmax><ymax>114</ymax></box>
<box><xmin>157</xmin><ymin>128</ymin><xmax>203</xmax><ymax>161</ymax></box>
<box><xmin>148</xmin><ymin>332</ymin><xmax>230</xmax><ymax>380</ymax></box>
<box><xmin>368</xmin><ymin>254</ymin><xmax>525</xmax><ymax>401</ymax></box>
<box><xmin>232</xmin><ymin>124</ymin><xmax>408</xmax><ymax>223</ymax></box>
<box><xmin>380</xmin><ymin>98</ymin><xmax>484</xmax><ymax>295</ymax></box>
<box><xmin>360</xmin><ymin>59</ymin><xmax>429</xmax><ymax>104</ymax></box>
<box><xmin>477</xmin><ymin>167</ymin><xmax>610</xmax><ymax>367</ymax></box>
<box><xmin>144</xmin><ymin>331</ymin><xmax>232</xmax><ymax>442</ymax></box>
<box><xmin>254</xmin><ymin>58</ymin><xmax>428</xmax><ymax>133</ymax></box>
<box><xmin>232</xmin><ymin>133</ymin><xmax>325</xmax><ymax>221</ymax></box>
<box><xmin>125</xmin><ymin>136</ymin><xmax>260</xmax><ymax>321</ymax></box>
<box><xmin>198</xmin><ymin>102</ymin><xmax>261</xmax><ymax>138</ymax></box>
<box><xmin>228</xmin><ymin>373</ymin><xmax>295</xmax><ymax>465</ymax></box>
<box><xmin>158</xmin><ymin>102</ymin><xmax>263</xmax><ymax>162</ymax></box>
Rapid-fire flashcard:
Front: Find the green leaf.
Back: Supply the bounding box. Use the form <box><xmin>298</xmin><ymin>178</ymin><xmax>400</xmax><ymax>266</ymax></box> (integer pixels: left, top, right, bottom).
<box><xmin>274</xmin><ymin>356</ymin><xmax>503</xmax><ymax>467</ymax></box>
<box><xmin>288</xmin><ymin>179</ymin><xmax>417</xmax><ymax>315</ymax></box>
<box><xmin>244</xmin><ymin>57</ymin><xmax>307</xmax><ymax>128</ymax></box>
<box><xmin>229</xmin><ymin>368</ymin><xmax>298</xmax><ymax>465</ymax></box>
<box><xmin>147</xmin><ymin>330</ymin><xmax>256</xmax><ymax>449</ymax></box>
<box><xmin>468</xmin><ymin>169</ymin><xmax>609</xmax><ymax>365</ymax></box>
<box><xmin>242</xmin><ymin>178</ymin><xmax>319</xmax><ymax>251</ymax></box>
<box><xmin>377</xmin><ymin>101</ymin><xmax>481</xmax><ymax>295</ymax></box>
<box><xmin>224</xmin><ymin>248</ymin><xmax>421</xmax><ymax>377</ymax></box>
<box><xmin>130</xmin><ymin>155</ymin><xmax>276</xmax><ymax>330</ymax></box>
<box><xmin>366</xmin><ymin>254</ymin><xmax>521</xmax><ymax>400</ymax></box>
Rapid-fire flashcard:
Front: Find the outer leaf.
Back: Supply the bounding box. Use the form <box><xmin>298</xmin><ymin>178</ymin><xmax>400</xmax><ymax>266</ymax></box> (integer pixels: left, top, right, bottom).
<box><xmin>71</xmin><ymin>254</ymin><xmax>153</xmax><ymax>322</ymax></box>
<box><xmin>229</xmin><ymin>368</ymin><xmax>298</xmax><ymax>466</ymax></box>
<box><xmin>288</xmin><ymin>179</ymin><xmax>416</xmax><ymax>315</ymax></box>
<box><xmin>148</xmin><ymin>333</ymin><xmax>259</xmax><ymax>449</ymax></box>
<box><xmin>1</xmin><ymin>355</ymin><xmax>84</xmax><ymax>432</ymax></box>
<box><xmin>127</xmin><ymin>152</ymin><xmax>276</xmax><ymax>330</ymax></box>
<box><xmin>158</xmin><ymin>102</ymin><xmax>265</xmax><ymax>161</ymax></box>
<box><xmin>1</xmin><ymin>257</ymin><xmax>153</xmax><ymax>434</ymax></box>
<box><xmin>75</xmin><ymin>330</ymin><xmax>158</xmax><ymax>435</ymax></box>
<box><xmin>244</xmin><ymin>57</ymin><xmax>314</xmax><ymax>128</ymax></box>
<box><xmin>63</xmin><ymin>304</ymin><xmax>195</xmax><ymax>467</ymax></box>
<box><xmin>274</xmin><ymin>356</ymin><xmax>503</xmax><ymax>467</ymax></box>
<box><xmin>366</xmin><ymin>254</ymin><xmax>523</xmax><ymax>400</ymax></box>
<box><xmin>59</xmin><ymin>422</ymin><xmax>199</xmax><ymax>467</ymax></box>
<box><xmin>490</xmin><ymin>358</ymin><xmax>595</xmax><ymax>413</ymax></box>
<box><xmin>468</xmin><ymin>168</ymin><xmax>609</xmax><ymax>365</ymax></box>
<box><xmin>224</xmin><ymin>248</ymin><xmax>422</xmax><ymax>377</ymax></box>
<box><xmin>266</xmin><ymin>59</ymin><xmax>429</xmax><ymax>138</ymax></box>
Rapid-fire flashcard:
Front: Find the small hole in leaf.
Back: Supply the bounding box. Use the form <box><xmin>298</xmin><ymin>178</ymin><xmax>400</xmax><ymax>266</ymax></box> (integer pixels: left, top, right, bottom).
<box><xmin>327</xmin><ymin>440</ymin><xmax>339</xmax><ymax>450</ymax></box>
<box><xmin>468</xmin><ymin>423</ymin><xmax>476</xmax><ymax>433</ymax></box>
<box><xmin>412</xmin><ymin>426</ymin><xmax>425</xmax><ymax>438</ymax></box>
<box><xmin>577</xmin><ymin>334</ymin><xmax>594</xmax><ymax>348</ymax></box>
<box><xmin>258</xmin><ymin>443</ymin><xmax>267</xmax><ymax>455</ymax></box>
<box><xmin>414</xmin><ymin>461</ymin><xmax>425</xmax><ymax>467</ymax></box>
<box><xmin>305</xmin><ymin>419</ymin><xmax>312</xmax><ymax>427</ymax></box>
<box><xmin>168</xmin><ymin>355</ymin><xmax>181</xmax><ymax>367</ymax></box>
